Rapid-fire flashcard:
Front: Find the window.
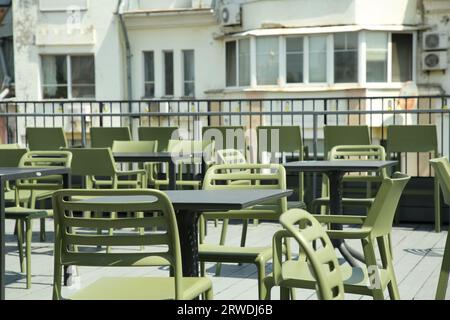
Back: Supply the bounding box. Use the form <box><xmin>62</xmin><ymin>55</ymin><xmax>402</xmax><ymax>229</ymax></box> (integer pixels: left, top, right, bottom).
<box><xmin>163</xmin><ymin>51</ymin><xmax>174</xmax><ymax>96</ymax></box>
<box><xmin>286</xmin><ymin>37</ymin><xmax>303</xmax><ymax>83</ymax></box>
<box><xmin>226</xmin><ymin>41</ymin><xmax>237</xmax><ymax>87</ymax></box>
<box><xmin>183</xmin><ymin>50</ymin><xmax>195</xmax><ymax>97</ymax></box>
<box><xmin>391</xmin><ymin>33</ymin><xmax>413</xmax><ymax>82</ymax></box>
<box><xmin>334</xmin><ymin>32</ymin><xmax>358</xmax><ymax>83</ymax></box>
<box><xmin>256</xmin><ymin>37</ymin><xmax>279</xmax><ymax>85</ymax></box>
<box><xmin>309</xmin><ymin>35</ymin><xmax>327</xmax><ymax>83</ymax></box>
<box><xmin>226</xmin><ymin>39</ymin><xmax>250</xmax><ymax>87</ymax></box>
<box><xmin>41</xmin><ymin>55</ymin><xmax>95</xmax><ymax>99</ymax></box>
<box><xmin>366</xmin><ymin>32</ymin><xmax>388</xmax><ymax>82</ymax></box>
<box><xmin>238</xmin><ymin>39</ymin><xmax>250</xmax><ymax>86</ymax></box>
<box><xmin>144</xmin><ymin>52</ymin><xmax>155</xmax><ymax>98</ymax></box>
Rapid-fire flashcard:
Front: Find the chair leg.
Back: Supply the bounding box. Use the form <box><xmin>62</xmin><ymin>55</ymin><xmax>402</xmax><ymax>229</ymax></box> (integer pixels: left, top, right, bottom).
<box><xmin>205</xmin><ymin>287</ymin><xmax>214</xmax><ymax>300</ymax></box>
<box><xmin>263</xmin><ymin>277</ymin><xmax>274</xmax><ymax>300</ymax></box>
<box><xmin>436</xmin><ymin>232</ymin><xmax>450</xmax><ymax>300</ymax></box>
<box><xmin>40</xmin><ymin>218</ymin><xmax>46</xmax><ymax>242</ymax></box>
<box><xmin>240</xmin><ymin>219</ymin><xmax>249</xmax><ymax>248</ymax></box>
<box><xmin>17</xmin><ymin>219</ymin><xmax>25</xmax><ymax>273</ymax></box>
<box><xmin>215</xmin><ymin>219</ymin><xmax>229</xmax><ymax>276</ymax></box>
<box><xmin>280</xmin><ymin>287</ymin><xmax>290</xmax><ymax>300</ymax></box>
<box><xmin>25</xmin><ymin>219</ymin><xmax>33</xmax><ymax>289</ymax></box>
<box><xmin>378</xmin><ymin>236</ymin><xmax>400</xmax><ymax>300</ymax></box>
<box><xmin>257</xmin><ymin>262</ymin><xmax>266</xmax><ymax>300</ymax></box>
<box><xmin>434</xmin><ymin>178</ymin><xmax>441</xmax><ymax>233</ymax></box>
<box><xmin>362</xmin><ymin>238</ymin><xmax>385</xmax><ymax>300</ymax></box>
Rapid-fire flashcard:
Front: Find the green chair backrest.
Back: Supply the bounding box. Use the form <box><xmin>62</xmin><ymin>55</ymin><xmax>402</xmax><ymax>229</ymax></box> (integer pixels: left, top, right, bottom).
<box><xmin>217</xmin><ymin>149</ymin><xmax>246</xmax><ymax>165</ymax></box>
<box><xmin>323</xmin><ymin>126</ymin><xmax>371</xmax><ymax>158</ymax></box>
<box><xmin>257</xmin><ymin>126</ymin><xmax>303</xmax><ymax>162</ymax></box>
<box><xmin>279</xmin><ymin>209</ymin><xmax>344</xmax><ymax>300</ymax></box>
<box><xmin>202</xmin><ymin>126</ymin><xmax>246</xmax><ymax>155</ymax></box>
<box><xmin>203</xmin><ymin>163</ymin><xmax>287</xmax><ymax>213</ymax></box>
<box><xmin>386</xmin><ymin>125</ymin><xmax>438</xmax><ymax>155</ymax></box>
<box><xmin>138</xmin><ymin>127</ymin><xmax>179</xmax><ymax>152</ymax></box>
<box><xmin>330</xmin><ymin>145</ymin><xmax>388</xmax><ymax>179</ymax></box>
<box><xmin>16</xmin><ymin>151</ymin><xmax>72</xmax><ymax>191</ymax></box>
<box><xmin>112</xmin><ymin>141</ymin><xmax>158</xmax><ymax>154</ymax></box>
<box><xmin>26</xmin><ymin>128</ymin><xmax>68</xmax><ymax>151</ymax></box>
<box><xmin>90</xmin><ymin>127</ymin><xmax>131</xmax><ymax>148</ymax></box>
<box><xmin>430</xmin><ymin>157</ymin><xmax>450</xmax><ymax>205</ymax></box>
<box><xmin>362</xmin><ymin>173</ymin><xmax>410</xmax><ymax>237</ymax></box>
<box><xmin>0</xmin><ymin>148</ymin><xmax>28</xmax><ymax>167</ymax></box>
<box><xmin>64</xmin><ymin>148</ymin><xmax>116</xmax><ymax>177</ymax></box>
<box><xmin>168</xmin><ymin>139</ymin><xmax>215</xmax><ymax>165</ymax></box>
<box><xmin>51</xmin><ymin>189</ymin><xmax>183</xmax><ymax>300</ymax></box>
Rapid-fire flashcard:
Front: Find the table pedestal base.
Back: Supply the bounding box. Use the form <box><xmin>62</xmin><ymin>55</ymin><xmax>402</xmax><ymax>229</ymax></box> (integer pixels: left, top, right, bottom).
<box><xmin>176</xmin><ymin>210</ymin><xmax>200</xmax><ymax>277</ymax></box>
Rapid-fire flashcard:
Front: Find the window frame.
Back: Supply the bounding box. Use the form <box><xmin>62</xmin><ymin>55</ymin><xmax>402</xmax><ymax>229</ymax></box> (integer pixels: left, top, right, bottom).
<box><xmin>182</xmin><ymin>49</ymin><xmax>195</xmax><ymax>98</ymax></box>
<box><xmin>285</xmin><ymin>36</ymin><xmax>306</xmax><ymax>85</ymax></box>
<box><xmin>143</xmin><ymin>51</ymin><xmax>155</xmax><ymax>99</ymax></box>
<box><xmin>40</xmin><ymin>53</ymin><xmax>95</xmax><ymax>100</ymax></box>
<box><xmin>162</xmin><ymin>50</ymin><xmax>174</xmax><ymax>97</ymax></box>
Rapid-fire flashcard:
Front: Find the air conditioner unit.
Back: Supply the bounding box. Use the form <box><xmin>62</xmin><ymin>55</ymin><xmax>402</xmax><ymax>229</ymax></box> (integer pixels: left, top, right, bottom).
<box><xmin>423</xmin><ymin>32</ymin><xmax>448</xmax><ymax>51</ymax></box>
<box><xmin>220</xmin><ymin>3</ymin><xmax>241</xmax><ymax>26</ymax></box>
<box><xmin>422</xmin><ymin>51</ymin><xmax>448</xmax><ymax>71</ymax></box>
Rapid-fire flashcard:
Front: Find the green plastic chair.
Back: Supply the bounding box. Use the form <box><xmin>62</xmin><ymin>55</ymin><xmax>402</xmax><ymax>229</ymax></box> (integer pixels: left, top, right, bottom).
<box><xmin>312</xmin><ymin>145</ymin><xmax>387</xmax><ymax>213</ymax></box>
<box><xmin>199</xmin><ymin>163</ymin><xmax>290</xmax><ymax>300</ymax></box>
<box><xmin>153</xmin><ymin>140</ymin><xmax>214</xmax><ymax>190</ymax></box>
<box><xmin>271</xmin><ymin>173</ymin><xmax>410</xmax><ymax>300</ymax></box>
<box><xmin>323</xmin><ymin>125</ymin><xmax>371</xmax><ymax>157</ymax></box>
<box><xmin>51</xmin><ymin>189</ymin><xmax>213</xmax><ymax>300</ymax></box>
<box><xmin>64</xmin><ymin>148</ymin><xmax>146</xmax><ymax>189</ymax></box>
<box><xmin>90</xmin><ymin>127</ymin><xmax>131</xmax><ymax>148</ymax></box>
<box><xmin>429</xmin><ymin>157</ymin><xmax>450</xmax><ymax>299</ymax></box>
<box><xmin>26</xmin><ymin>127</ymin><xmax>68</xmax><ymax>151</ymax></box>
<box><xmin>138</xmin><ymin>127</ymin><xmax>179</xmax><ymax>152</ymax></box>
<box><xmin>202</xmin><ymin>126</ymin><xmax>246</xmax><ymax>160</ymax></box>
<box><xmin>5</xmin><ymin>151</ymin><xmax>72</xmax><ymax>288</ymax></box>
<box><xmin>257</xmin><ymin>126</ymin><xmax>307</xmax><ymax>204</ymax></box>
<box><xmin>138</xmin><ymin>127</ymin><xmax>179</xmax><ymax>186</ymax></box>
<box><xmin>112</xmin><ymin>140</ymin><xmax>158</xmax><ymax>187</ymax></box>
<box><xmin>387</xmin><ymin>125</ymin><xmax>441</xmax><ymax>232</ymax></box>
<box><xmin>264</xmin><ymin>209</ymin><xmax>345</xmax><ymax>300</ymax></box>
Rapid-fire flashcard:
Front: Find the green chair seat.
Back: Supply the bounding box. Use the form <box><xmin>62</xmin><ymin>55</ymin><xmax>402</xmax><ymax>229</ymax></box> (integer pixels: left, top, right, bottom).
<box><xmin>70</xmin><ymin>277</ymin><xmax>213</xmax><ymax>300</ymax></box>
<box><xmin>313</xmin><ymin>197</ymin><xmax>375</xmax><ymax>207</ymax></box>
<box><xmin>265</xmin><ymin>260</ymin><xmax>392</xmax><ymax>296</ymax></box>
<box><xmin>5</xmin><ymin>207</ymin><xmax>52</xmax><ymax>220</ymax></box>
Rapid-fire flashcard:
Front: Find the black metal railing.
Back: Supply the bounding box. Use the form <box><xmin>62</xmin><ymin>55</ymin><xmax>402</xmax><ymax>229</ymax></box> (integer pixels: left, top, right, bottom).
<box><xmin>1</xmin><ymin>96</ymin><xmax>449</xmax><ymax>174</ymax></box>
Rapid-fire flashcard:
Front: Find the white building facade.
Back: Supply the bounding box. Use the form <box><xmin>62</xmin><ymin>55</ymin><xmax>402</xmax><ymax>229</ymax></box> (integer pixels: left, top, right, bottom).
<box><xmin>12</xmin><ymin>0</ymin><xmax>450</xmax><ymax>102</ymax></box>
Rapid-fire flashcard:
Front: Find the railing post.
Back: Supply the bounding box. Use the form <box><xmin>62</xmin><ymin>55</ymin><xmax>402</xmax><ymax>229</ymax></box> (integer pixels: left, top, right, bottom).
<box><xmin>81</xmin><ymin>115</ymin><xmax>87</xmax><ymax>147</ymax></box>
<box><xmin>312</xmin><ymin>112</ymin><xmax>318</xmax><ymax>200</ymax></box>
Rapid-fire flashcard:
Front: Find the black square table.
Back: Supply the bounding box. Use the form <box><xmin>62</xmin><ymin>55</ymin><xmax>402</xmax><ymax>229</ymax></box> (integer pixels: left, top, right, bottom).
<box><xmin>76</xmin><ymin>189</ymin><xmax>292</xmax><ymax>278</ymax></box>
<box><xmin>113</xmin><ymin>152</ymin><xmax>203</xmax><ymax>190</ymax></box>
<box><xmin>283</xmin><ymin>160</ymin><xmax>397</xmax><ymax>266</ymax></box>
<box><xmin>0</xmin><ymin>167</ymin><xmax>71</xmax><ymax>300</ymax></box>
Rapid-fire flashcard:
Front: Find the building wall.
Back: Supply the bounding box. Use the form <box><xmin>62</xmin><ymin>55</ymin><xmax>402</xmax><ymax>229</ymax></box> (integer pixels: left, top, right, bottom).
<box><xmin>13</xmin><ymin>0</ymin><xmax>124</xmax><ymax>100</ymax></box>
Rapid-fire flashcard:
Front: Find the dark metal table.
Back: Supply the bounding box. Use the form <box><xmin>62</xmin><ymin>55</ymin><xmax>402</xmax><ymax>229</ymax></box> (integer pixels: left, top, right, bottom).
<box><xmin>283</xmin><ymin>160</ymin><xmax>397</xmax><ymax>267</ymax></box>
<box><xmin>77</xmin><ymin>189</ymin><xmax>292</xmax><ymax>277</ymax></box>
<box><xmin>113</xmin><ymin>152</ymin><xmax>201</xmax><ymax>190</ymax></box>
<box><xmin>0</xmin><ymin>167</ymin><xmax>71</xmax><ymax>300</ymax></box>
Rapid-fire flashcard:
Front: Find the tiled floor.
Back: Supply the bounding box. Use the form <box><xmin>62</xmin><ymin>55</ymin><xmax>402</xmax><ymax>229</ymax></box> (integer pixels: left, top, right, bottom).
<box><xmin>4</xmin><ymin>218</ymin><xmax>449</xmax><ymax>300</ymax></box>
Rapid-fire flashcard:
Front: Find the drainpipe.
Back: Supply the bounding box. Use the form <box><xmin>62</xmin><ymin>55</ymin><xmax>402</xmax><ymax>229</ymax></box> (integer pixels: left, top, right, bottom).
<box><xmin>116</xmin><ymin>0</ymin><xmax>133</xmax><ymax>127</ymax></box>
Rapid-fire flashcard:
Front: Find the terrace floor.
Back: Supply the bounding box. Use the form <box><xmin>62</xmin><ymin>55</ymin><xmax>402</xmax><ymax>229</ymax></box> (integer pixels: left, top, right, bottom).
<box><xmin>4</xmin><ymin>218</ymin><xmax>450</xmax><ymax>300</ymax></box>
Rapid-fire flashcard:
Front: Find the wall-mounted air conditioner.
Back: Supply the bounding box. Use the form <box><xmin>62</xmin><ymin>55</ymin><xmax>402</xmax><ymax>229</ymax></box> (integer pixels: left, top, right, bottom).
<box><xmin>423</xmin><ymin>32</ymin><xmax>448</xmax><ymax>51</ymax></box>
<box><xmin>422</xmin><ymin>51</ymin><xmax>448</xmax><ymax>71</ymax></box>
<box><xmin>220</xmin><ymin>3</ymin><xmax>241</xmax><ymax>26</ymax></box>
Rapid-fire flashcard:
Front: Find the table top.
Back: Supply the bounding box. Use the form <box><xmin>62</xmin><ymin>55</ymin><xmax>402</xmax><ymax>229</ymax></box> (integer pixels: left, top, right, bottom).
<box><xmin>0</xmin><ymin>167</ymin><xmax>70</xmax><ymax>181</ymax></box>
<box><xmin>77</xmin><ymin>189</ymin><xmax>293</xmax><ymax>212</ymax></box>
<box><xmin>283</xmin><ymin>160</ymin><xmax>398</xmax><ymax>172</ymax></box>
<box><xmin>113</xmin><ymin>152</ymin><xmax>203</xmax><ymax>162</ymax></box>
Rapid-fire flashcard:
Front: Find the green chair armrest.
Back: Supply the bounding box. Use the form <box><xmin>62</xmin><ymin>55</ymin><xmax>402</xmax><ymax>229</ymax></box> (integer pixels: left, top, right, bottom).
<box><xmin>312</xmin><ymin>215</ymin><xmax>366</xmax><ymax>225</ymax></box>
<box><xmin>116</xmin><ymin>169</ymin><xmax>147</xmax><ymax>177</ymax></box>
<box><xmin>326</xmin><ymin>228</ymin><xmax>372</xmax><ymax>240</ymax></box>
<box><xmin>272</xmin><ymin>229</ymin><xmax>293</xmax><ymax>286</ymax></box>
